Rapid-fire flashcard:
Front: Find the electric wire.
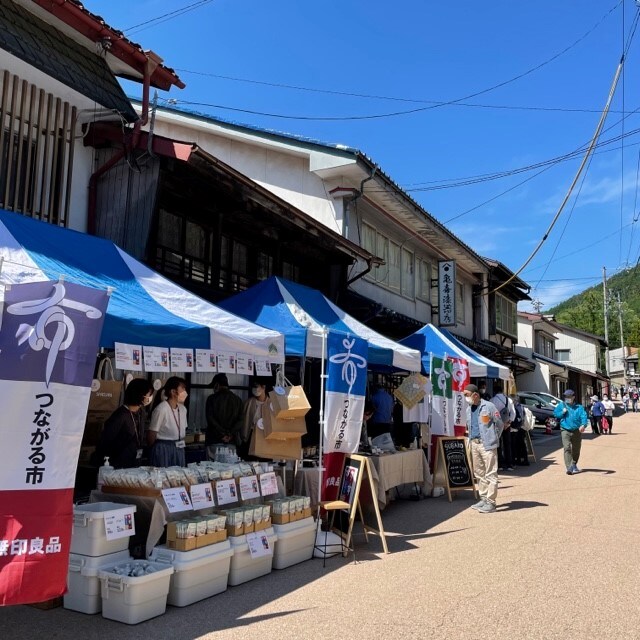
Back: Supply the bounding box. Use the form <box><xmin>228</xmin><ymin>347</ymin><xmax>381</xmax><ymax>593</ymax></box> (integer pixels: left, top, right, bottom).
<box><xmin>620</xmin><ymin>1</ymin><xmax>627</xmax><ymax>263</ymax></box>
<box><xmin>625</xmin><ymin>148</ymin><xmax>640</xmax><ymax>265</ymax></box>
<box><xmin>124</xmin><ymin>0</ymin><xmax>215</xmax><ymax>36</ymax></box>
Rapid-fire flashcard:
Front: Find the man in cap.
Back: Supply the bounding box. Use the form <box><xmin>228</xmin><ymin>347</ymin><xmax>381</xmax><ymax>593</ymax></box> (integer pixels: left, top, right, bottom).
<box><xmin>553</xmin><ymin>390</ymin><xmax>588</xmax><ymax>475</ymax></box>
<box><xmin>463</xmin><ymin>383</ymin><xmax>504</xmax><ymax>513</ymax></box>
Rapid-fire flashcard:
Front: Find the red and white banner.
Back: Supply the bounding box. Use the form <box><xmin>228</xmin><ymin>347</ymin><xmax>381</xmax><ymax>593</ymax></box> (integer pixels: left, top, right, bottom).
<box><xmin>449</xmin><ymin>356</ymin><xmax>470</xmax><ymax>436</ymax></box>
<box><xmin>0</xmin><ymin>281</ymin><xmax>108</xmax><ymax>605</ymax></box>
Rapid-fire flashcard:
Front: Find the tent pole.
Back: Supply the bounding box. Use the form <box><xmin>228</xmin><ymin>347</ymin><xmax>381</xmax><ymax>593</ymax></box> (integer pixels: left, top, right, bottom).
<box><xmin>318</xmin><ymin>327</ymin><xmax>328</xmax><ymax>509</ymax></box>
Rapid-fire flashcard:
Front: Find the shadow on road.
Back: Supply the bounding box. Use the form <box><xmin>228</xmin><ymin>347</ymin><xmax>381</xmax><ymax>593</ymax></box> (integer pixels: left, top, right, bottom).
<box><xmin>578</xmin><ymin>468</ymin><xmax>616</xmax><ymax>475</ymax></box>
<box><xmin>496</xmin><ymin>500</ymin><xmax>548</xmax><ymax>512</ymax></box>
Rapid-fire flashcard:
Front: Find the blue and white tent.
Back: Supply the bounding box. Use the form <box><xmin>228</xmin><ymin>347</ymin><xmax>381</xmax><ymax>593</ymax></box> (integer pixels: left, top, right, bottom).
<box><xmin>0</xmin><ymin>209</ymin><xmax>284</xmax><ymax>359</ymax></box>
<box><xmin>219</xmin><ymin>277</ymin><xmax>421</xmax><ymax>371</ymax></box>
<box><xmin>399</xmin><ymin>323</ymin><xmax>510</xmax><ymax>380</ymax></box>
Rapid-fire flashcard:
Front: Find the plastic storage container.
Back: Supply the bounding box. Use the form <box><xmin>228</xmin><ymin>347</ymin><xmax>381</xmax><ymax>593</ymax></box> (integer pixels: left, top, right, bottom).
<box><xmin>272</xmin><ymin>517</ymin><xmax>316</xmax><ymax>569</ymax></box>
<box><xmin>64</xmin><ymin>550</ymin><xmax>132</xmax><ymax>614</ymax></box>
<box><xmin>98</xmin><ymin>561</ymin><xmax>174</xmax><ymax>625</ymax></box>
<box><xmin>71</xmin><ymin>502</ymin><xmax>137</xmax><ymax>557</ymax></box>
<box><xmin>228</xmin><ymin>527</ymin><xmax>277</xmax><ymax>586</ymax></box>
<box><xmin>149</xmin><ymin>541</ymin><xmax>234</xmax><ymax>607</ymax></box>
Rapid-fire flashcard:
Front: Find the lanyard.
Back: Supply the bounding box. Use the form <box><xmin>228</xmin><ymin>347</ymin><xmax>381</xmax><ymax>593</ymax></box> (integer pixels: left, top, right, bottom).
<box><xmin>126</xmin><ymin>407</ymin><xmax>141</xmax><ymax>446</ymax></box>
<box><xmin>170</xmin><ymin>403</ymin><xmax>182</xmax><ymax>439</ymax></box>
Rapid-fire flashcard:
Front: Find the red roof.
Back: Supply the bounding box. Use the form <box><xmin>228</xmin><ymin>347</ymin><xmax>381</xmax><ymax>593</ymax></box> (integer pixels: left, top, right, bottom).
<box><xmin>29</xmin><ymin>0</ymin><xmax>184</xmax><ymax>90</ymax></box>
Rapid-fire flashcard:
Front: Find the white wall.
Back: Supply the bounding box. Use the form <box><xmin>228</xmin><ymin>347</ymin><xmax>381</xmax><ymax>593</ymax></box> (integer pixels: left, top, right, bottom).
<box><xmin>554</xmin><ymin>332</ymin><xmax>598</xmax><ymax>372</ymax></box>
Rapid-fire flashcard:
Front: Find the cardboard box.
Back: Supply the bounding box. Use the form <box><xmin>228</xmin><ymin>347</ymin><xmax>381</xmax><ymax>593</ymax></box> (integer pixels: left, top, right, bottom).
<box><xmin>167</xmin><ymin>536</ymin><xmax>197</xmax><ymax>552</ymax></box>
<box><xmin>194</xmin><ymin>433</ymin><xmax>205</xmax><ymax>443</ymax></box>
<box><xmin>302</xmin><ymin>507</ymin><xmax>313</xmax><ymax>519</ymax></box>
<box><xmin>226</xmin><ymin>522</ymin><xmax>244</xmax><ymax>538</ymax></box>
<box><xmin>243</xmin><ymin>522</ymin><xmax>255</xmax><ymax>535</ymax></box>
<box><xmin>196</xmin><ymin>530</ymin><xmax>227</xmax><ymax>548</ymax></box>
<box><xmin>271</xmin><ymin>513</ymin><xmax>290</xmax><ymax>525</ymax></box>
<box><xmin>268</xmin><ymin>387</ymin><xmax>311</xmax><ymax>419</ymax></box>
<box><xmin>184</xmin><ymin>434</ymin><xmax>195</xmax><ymax>445</ymax></box>
<box><xmin>263</xmin><ymin>402</ymin><xmax>307</xmax><ymax>440</ymax></box>
<box><xmin>254</xmin><ymin>519</ymin><xmax>272</xmax><ymax>532</ymax></box>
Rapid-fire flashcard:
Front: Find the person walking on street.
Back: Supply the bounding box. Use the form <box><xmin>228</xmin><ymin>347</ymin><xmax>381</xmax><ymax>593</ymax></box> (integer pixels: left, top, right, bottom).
<box><xmin>632</xmin><ymin>389</ymin><xmax>639</xmax><ymax>413</ymax></box>
<box><xmin>589</xmin><ymin>395</ymin><xmax>604</xmax><ymax>435</ymax></box>
<box><xmin>553</xmin><ymin>389</ymin><xmax>588</xmax><ymax>475</ymax></box>
<box><xmin>601</xmin><ymin>394</ymin><xmax>615</xmax><ymax>434</ymax></box>
<box><xmin>464</xmin><ymin>383</ymin><xmax>504</xmax><ymax>513</ymax></box>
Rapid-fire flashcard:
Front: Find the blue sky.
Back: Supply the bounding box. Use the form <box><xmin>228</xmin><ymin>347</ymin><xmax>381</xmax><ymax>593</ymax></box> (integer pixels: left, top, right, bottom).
<box><xmin>95</xmin><ymin>1</ymin><xmax>640</xmax><ymax>309</ymax></box>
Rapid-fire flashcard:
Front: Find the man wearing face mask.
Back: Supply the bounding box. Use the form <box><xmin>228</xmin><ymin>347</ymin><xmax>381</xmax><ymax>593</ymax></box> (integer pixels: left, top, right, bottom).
<box><xmin>205</xmin><ymin>373</ymin><xmax>244</xmax><ymax>456</ymax></box>
<box><xmin>553</xmin><ymin>389</ymin><xmax>588</xmax><ymax>475</ymax></box>
<box><xmin>464</xmin><ymin>383</ymin><xmax>504</xmax><ymax>513</ymax></box>
<box><xmin>239</xmin><ymin>377</ymin><xmax>272</xmax><ymax>459</ymax></box>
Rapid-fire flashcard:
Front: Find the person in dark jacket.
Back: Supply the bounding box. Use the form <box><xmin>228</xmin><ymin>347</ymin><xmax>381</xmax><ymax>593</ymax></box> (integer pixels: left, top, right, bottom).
<box><xmin>205</xmin><ymin>373</ymin><xmax>244</xmax><ymax>456</ymax></box>
<box><xmin>589</xmin><ymin>395</ymin><xmax>604</xmax><ymax>435</ymax></box>
<box><xmin>95</xmin><ymin>378</ymin><xmax>153</xmax><ymax>469</ymax></box>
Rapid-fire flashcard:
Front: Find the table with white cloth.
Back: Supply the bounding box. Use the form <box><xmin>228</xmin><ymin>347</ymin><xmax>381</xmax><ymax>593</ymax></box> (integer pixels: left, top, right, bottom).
<box><xmin>368</xmin><ymin>449</ymin><xmax>432</xmax><ymax>509</ymax></box>
<box><xmin>294</xmin><ymin>449</ymin><xmax>432</xmax><ymax>511</ymax></box>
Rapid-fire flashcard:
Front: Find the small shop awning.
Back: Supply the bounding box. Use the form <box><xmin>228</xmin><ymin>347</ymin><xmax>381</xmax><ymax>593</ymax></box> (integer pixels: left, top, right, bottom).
<box><xmin>399</xmin><ymin>323</ymin><xmax>510</xmax><ymax>380</ymax></box>
<box><xmin>0</xmin><ymin>209</ymin><xmax>284</xmax><ymax>358</ymax></box>
<box><xmin>533</xmin><ymin>352</ymin><xmax>567</xmax><ymax>376</ymax></box>
<box><xmin>218</xmin><ymin>276</ymin><xmax>421</xmax><ymax>371</ymax></box>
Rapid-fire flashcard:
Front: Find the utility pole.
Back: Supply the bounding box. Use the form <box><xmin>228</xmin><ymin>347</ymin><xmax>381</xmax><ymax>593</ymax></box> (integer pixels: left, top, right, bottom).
<box><xmin>603</xmin><ymin>267</ymin><xmax>610</xmax><ymax>381</ymax></box>
<box><xmin>617</xmin><ymin>291</ymin><xmax>626</xmax><ymax>388</ymax></box>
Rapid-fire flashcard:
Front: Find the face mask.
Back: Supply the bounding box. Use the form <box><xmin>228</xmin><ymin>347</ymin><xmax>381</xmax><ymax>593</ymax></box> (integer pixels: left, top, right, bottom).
<box><xmin>252</xmin><ymin>387</ymin><xmax>263</xmax><ymax>398</ymax></box>
<box><xmin>143</xmin><ymin>395</ymin><xmax>152</xmax><ymax>407</ymax></box>
<box><xmin>565</xmin><ymin>398</ymin><xmax>574</xmax><ymax>405</ymax></box>
<box><xmin>465</xmin><ymin>396</ymin><xmax>474</xmax><ymax>406</ymax></box>
<box><xmin>177</xmin><ymin>390</ymin><xmax>188</xmax><ymax>404</ymax></box>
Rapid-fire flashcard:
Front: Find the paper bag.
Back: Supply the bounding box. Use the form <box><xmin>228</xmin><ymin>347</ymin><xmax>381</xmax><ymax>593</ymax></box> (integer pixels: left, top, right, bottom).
<box><xmin>83</xmin><ymin>358</ymin><xmax>123</xmax><ymax>446</ymax></box>
<box><xmin>263</xmin><ymin>401</ymin><xmax>307</xmax><ymax>440</ymax></box>
<box><xmin>269</xmin><ymin>386</ymin><xmax>311</xmax><ymax>419</ymax></box>
<box><xmin>249</xmin><ymin>425</ymin><xmax>301</xmax><ymax>461</ymax></box>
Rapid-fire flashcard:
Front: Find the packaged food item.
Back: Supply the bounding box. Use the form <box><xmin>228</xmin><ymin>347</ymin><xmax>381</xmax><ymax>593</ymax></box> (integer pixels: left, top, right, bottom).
<box><xmin>252</xmin><ymin>506</ymin><xmax>263</xmax><ymax>523</ymax></box>
<box><xmin>262</xmin><ymin>505</ymin><xmax>271</xmax><ymax>521</ymax></box>
<box><xmin>186</xmin><ymin>521</ymin><xmax>197</xmax><ymax>538</ymax></box>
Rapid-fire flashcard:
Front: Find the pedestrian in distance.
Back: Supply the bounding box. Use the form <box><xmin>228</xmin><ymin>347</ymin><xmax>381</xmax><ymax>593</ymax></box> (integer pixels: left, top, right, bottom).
<box><xmin>601</xmin><ymin>394</ymin><xmax>615</xmax><ymax>434</ymax></box>
<box><xmin>589</xmin><ymin>395</ymin><xmax>604</xmax><ymax>435</ymax></box>
<box><xmin>464</xmin><ymin>383</ymin><xmax>504</xmax><ymax>513</ymax></box>
<box><xmin>632</xmin><ymin>389</ymin><xmax>639</xmax><ymax>413</ymax></box>
<box><xmin>622</xmin><ymin>393</ymin><xmax>629</xmax><ymax>413</ymax></box>
<box><xmin>553</xmin><ymin>389</ymin><xmax>588</xmax><ymax>475</ymax></box>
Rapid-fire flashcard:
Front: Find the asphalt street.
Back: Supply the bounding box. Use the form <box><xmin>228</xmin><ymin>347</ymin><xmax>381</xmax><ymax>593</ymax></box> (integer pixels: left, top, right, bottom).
<box><xmin>2</xmin><ymin>413</ymin><xmax>640</xmax><ymax>640</ymax></box>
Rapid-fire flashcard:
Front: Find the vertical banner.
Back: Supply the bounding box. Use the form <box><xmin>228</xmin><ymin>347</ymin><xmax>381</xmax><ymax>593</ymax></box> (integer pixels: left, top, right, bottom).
<box><xmin>0</xmin><ymin>281</ymin><xmax>109</xmax><ymax>605</ymax></box>
<box><xmin>438</xmin><ymin>260</ymin><xmax>456</xmax><ymax>326</ymax></box>
<box><xmin>449</xmin><ymin>356</ymin><xmax>470</xmax><ymax>436</ymax></box>
<box><xmin>430</xmin><ymin>355</ymin><xmax>454</xmax><ymax>436</ymax></box>
<box><xmin>322</xmin><ymin>333</ymin><xmax>368</xmax><ymax>501</ymax></box>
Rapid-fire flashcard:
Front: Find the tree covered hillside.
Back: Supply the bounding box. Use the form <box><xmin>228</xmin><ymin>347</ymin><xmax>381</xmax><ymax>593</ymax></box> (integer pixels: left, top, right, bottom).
<box><xmin>547</xmin><ymin>266</ymin><xmax>640</xmax><ymax>348</ymax></box>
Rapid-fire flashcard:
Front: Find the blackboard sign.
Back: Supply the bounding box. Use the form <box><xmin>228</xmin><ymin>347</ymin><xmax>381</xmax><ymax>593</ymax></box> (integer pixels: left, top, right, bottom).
<box><xmin>434</xmin><ymin>437</ymin><xmax>476</xmax><ymax>502</ymax></box>
<box><xmin>332</xmin><ymin>454</ymin><xmax>388</xmax><ymax>554</ymax></box>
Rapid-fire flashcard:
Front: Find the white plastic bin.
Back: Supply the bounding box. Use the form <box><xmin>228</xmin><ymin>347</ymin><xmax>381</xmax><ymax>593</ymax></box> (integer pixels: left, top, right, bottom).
<box><xmin>228</xmin><ymin>528</ymin><xmax>277</xmax><ymax>586</ymax></box>
<box><xmin>272</xmin><ymin>517</ymin><xmax>316</xmax><ymax>569</ymax></box>
<box><xmin>64</xmin><ymin>550</ymin><xmax>132</xmax><ymax>614</ymax></box>
<box><xmin>98</xmin><ymin>561</ymin><xmax>173</xmax><ymax>625</ymax></box>
<box><xmin>149</xmin><ymin>542</ymin><xmax>233</xmax><ymax>607</ymax></box>
<box><xmin>71</xmin><ymin>502</ymin><xmax>136</xmax><ymax>557</ymax></box>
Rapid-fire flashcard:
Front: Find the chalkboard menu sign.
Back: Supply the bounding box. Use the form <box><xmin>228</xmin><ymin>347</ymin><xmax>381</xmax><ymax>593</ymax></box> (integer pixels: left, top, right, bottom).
<box><xmin>434</xmin><ymin>437</ymin><xmax>476</xmax><ymax>502</ymax></box>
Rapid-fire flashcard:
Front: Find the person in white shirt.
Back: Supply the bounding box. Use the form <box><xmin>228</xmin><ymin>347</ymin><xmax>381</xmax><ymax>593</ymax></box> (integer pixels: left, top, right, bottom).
<box><xmin>491</xmin><ymin>381</ymin><xmax>516</xmax><ymax>471</ymax></box>
<box><xmin>148</xmin><ymin>376</ymin><xmax>188</xmax><ymax>467</ymax></box>
<box><xmin>601</xmin><ymin>394</ymin><xmax>615</xmax><ymax>434</ymax></box>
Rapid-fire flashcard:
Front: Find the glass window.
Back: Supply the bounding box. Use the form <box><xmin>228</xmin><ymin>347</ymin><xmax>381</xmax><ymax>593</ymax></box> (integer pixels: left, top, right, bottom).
<box><xmin>456</xmin><ymin>281</ymin><xmax>465</xmax><ymax>323</ymax></box>
<box><xmin>185</xmin><ymin>221</ymin><xmax>206</xmax><ymax>259</ymax></box>
<box><xmin>362</xmin><ymin>222</ymin><xmax>376</xmax><ymax>255</ymax></box>
<box><xmin>388</xmin><ymin>242</ymin><xmax>401</xmax><ymax>291</ymax></box>
<box><xmin>417</xmin><ymin>260</ymin><xmax>430</xmax><ymax>301</ymax></box>
<box><xmin>376</xmin><ymin>234</ymin><xmax>389</xmax><ymax>284</ymax></box>
<box><xmin>157</xmin><ymin>210</ymin><xmax>182</xmax><ymax>251</ymax></box>
<box><xmin>495</xmin><ymin>294</ymin><xmax>517</xmax><ymax>337</ymax></box>
<box><xmin>257</xmin><ymin>252</ymin><xmax>273</xmax><ymax>281</ymax></box>
<box><xmin>401</xmin><ymin>248</ymin><xmax>415</xmax><ymax>298</ymax></box>
<box><xmin>556</xmin><ymin>349</ymin><xmax>570</xmax><ymax>362</ymax></box>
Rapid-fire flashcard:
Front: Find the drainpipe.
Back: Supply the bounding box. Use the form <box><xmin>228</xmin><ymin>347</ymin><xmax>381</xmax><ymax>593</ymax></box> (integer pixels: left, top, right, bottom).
<box><xmin>87</xmin><ymin>59</ymin><xmax>152</xmax><ymax>235</ymax></box>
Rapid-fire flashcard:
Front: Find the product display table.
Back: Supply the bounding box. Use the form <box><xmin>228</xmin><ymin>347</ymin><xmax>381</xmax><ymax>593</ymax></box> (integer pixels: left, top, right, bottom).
<box><xmin>369</xmin><ymin>449</ymin><xmax>432</xmax><ymax>508</ymax></box>
<box><xmin>294</xmin><ymin>449</ymin><xmax>432</xmax><ymax>510</ymax></box>
<box><xmin>90</xmin><ymin>476</ymin><xmax>285</xmax><ymax>558</ymax></box>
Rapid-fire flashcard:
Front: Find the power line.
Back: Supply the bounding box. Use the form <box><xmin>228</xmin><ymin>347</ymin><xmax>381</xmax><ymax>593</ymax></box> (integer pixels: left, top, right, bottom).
<box><xmin>160</xmin><ymin>1</ymin><xmax>622</xmax><ymax>122</ymax></box>
<box><xmin>124</xmin><ymin>0</ymin><xmax>215</xmax><ymax>36</ymax></box>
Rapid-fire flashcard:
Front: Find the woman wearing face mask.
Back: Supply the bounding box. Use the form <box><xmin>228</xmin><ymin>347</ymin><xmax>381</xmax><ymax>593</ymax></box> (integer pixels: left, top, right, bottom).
<box><xmin>239</xmin><ymin>377</ymin><xmax>272</xmax><ymax>460</ymax></box>
<box><xmin>94</xmin><ymin>378</ymin><xmax>154</xmax><ymax>469</ymax></box>
<box><xmin>148</xmin><ymin>376</ymin><xmax>189</xmax><ymax>467</ymax></box>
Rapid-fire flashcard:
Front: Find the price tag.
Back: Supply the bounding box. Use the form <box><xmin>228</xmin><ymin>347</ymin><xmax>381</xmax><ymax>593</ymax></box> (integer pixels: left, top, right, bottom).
<box><xmin>161</xmin><ymin>487</ymin><xmax>193</xmax><ymax>513</ymax></box>
<box><xmin>238</xmin><ymin>475</ymin><xmax>260</xmax><ymax>500</ymax></box>
<box><xmin>246</xmin><ymin>532</ymin><xmax>273</xmax><ymax>558</ymax></box>
<box><xmin>215</xmin><ymin>478</ymin><xmax>238</xmax><ymax>506</ymax></box>
<box><xmin>259</xmin><ymin>472</ymin><xmax>278</xmax><ymax>496</ymax></box>
<box><xmin>103</xmin><ymin>507</ymin><xmax>136</xmax><ymax>541</ymax></box>
<box><xmin>190</xmin><ymin>483</ymin><xmax>216</xmax><ymax>510</ymax></box>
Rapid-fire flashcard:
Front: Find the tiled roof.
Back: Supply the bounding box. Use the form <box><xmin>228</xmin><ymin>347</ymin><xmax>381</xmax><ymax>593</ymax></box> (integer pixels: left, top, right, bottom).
<box><xmin>0</xmin><ymin>0</ymin><xmax>137</xmax><ymax>121</ymax></box>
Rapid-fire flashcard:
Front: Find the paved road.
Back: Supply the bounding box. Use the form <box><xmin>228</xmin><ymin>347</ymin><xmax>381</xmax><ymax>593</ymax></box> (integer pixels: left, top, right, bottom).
<box><xmin>2</xmin><ymin>413</ymin><xmax>640</xmax><ymax>639</ymax></box>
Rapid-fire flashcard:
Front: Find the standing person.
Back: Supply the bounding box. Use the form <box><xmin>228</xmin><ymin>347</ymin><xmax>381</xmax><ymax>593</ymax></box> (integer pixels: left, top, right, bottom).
<box><xmin>510</xmin><ymin>395</ymin><xmax>528</xmax><ymax>466</ymax></box>
<box><xmin>205</xmin><ymin>373</ymin><xmax>244</xmax><ymax>457</ymax></box>
<box><xmin>464</xmin><ymin>383</ymin><xmax>504</xmax><ymax>513</ymax></box>
<box><xmin>478</xmin><ymin>381</ymin><xmax>491</xmax><ymax>401</ymax></box>
<box><xmin>491</xmin><ymin>381</ymin><xmax>516</xmax><ymax>471</ymax></box>
<box><xmin>147</xmin><ymin>377</ymin><xmax>188</xmax><ymax>467</ymax></box>
<box><xmin>632</xmin><ymin>389</ymin><xmax>639</xmax><ymax>413</ymax></box>
<box><xmin>589</xmin><ymin>395</ymin><xmax>604</xmax><ymax>435</ymax></box>
<box><xmin>553</xmin><ymin>389</ymin><xmax>588</xmax><ymax>475</ymax></box>
<box><xmin>94</xmin><ymin>378</ymin><xmax>154</xmax><ymax>469</ymax></box>
<box><xmin>369</xmin><ymin>383</ymin><xmax>395</xmax><ymax>439</ymax></box>
<box><xmin>622</xmin><ymin>392</ymin><xmax>630</xmax><ymax>413</ymax></box>
<box><xmin>239</xmin><ymin>377</ymin><xmax>271</xmax><ymax>459</ymax></box>
<box><xmin>601</xmin><ymin>394</ymin><xmax>615</xmax><ymax>433</ymax></box>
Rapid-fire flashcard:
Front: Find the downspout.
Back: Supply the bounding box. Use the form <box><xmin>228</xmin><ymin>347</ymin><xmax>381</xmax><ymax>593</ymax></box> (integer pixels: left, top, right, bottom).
<box><xmin>344</xmin><ymin>164</ymin><xmax>378</xmax><ymax>286</ymax></box>
<box><xmin>87</xmin><ymin>58</ymin><xmax>152</xmax><ymax>235</ymax></box>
